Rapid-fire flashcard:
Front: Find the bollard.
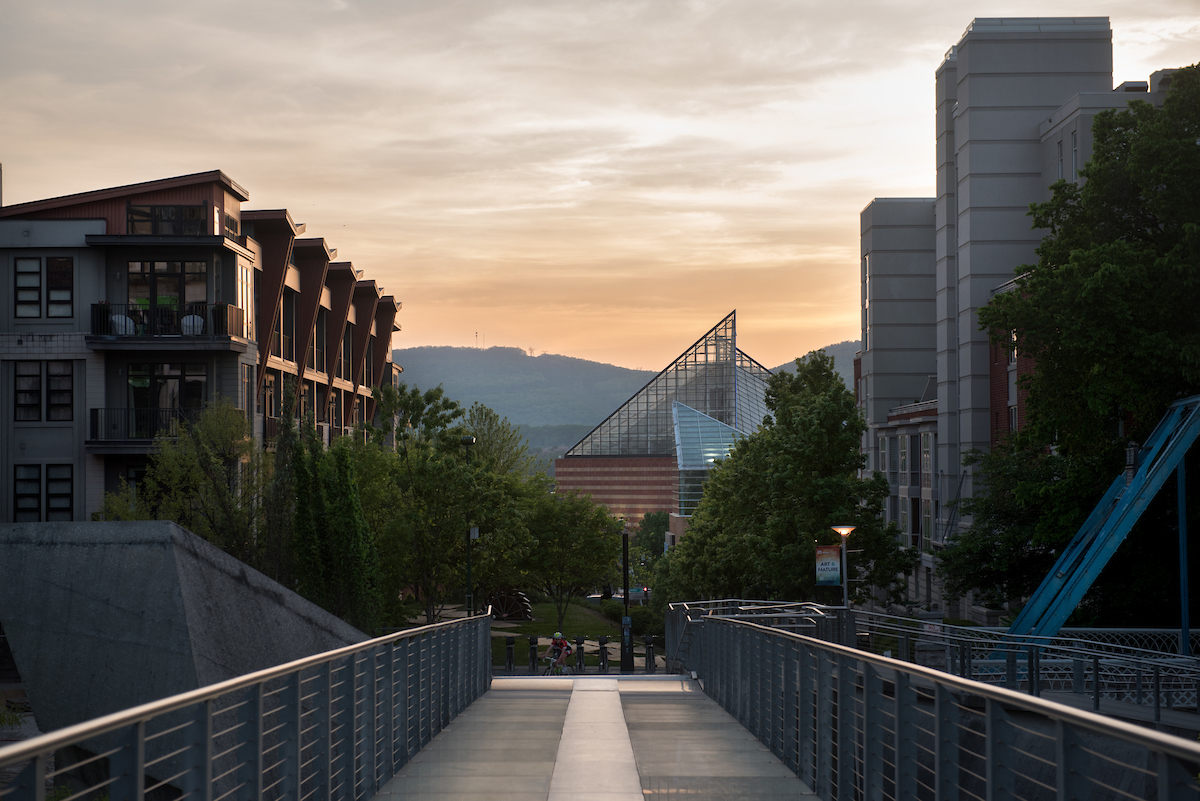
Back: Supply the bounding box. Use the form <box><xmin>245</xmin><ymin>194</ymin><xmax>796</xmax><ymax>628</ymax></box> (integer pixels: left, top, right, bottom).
<box><xmin>576</xmin><ymin>636</ymin><xmax>586</xmax><ymax>673</ymax></box>
<box><xmin>529</xmin><ymin>636</ymin><xmax>539</xmax><ymax>674</ymax></box>
<box><xmin>505</xmin><ymin>636</ymin><xmax>515</xmax><ymax>672</ymax></box>
<box><xmin>598</xmin><ymin>636</ymin><xmax>609</xmax><ymax>673</ymax></box>
<box><xmin>645</xmin><ymin>636</ymin><xmax>656</xmax><ymax>674</ymax></box>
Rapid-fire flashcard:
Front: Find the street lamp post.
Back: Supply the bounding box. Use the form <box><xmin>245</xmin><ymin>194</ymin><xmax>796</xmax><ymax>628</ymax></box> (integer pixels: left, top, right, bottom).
<box><xmin>462</xmin><ymin>435</ymin><xmax>476</xmax><ymax>615</ymax></box>
<box><xmin>621</xmin><ymin>521</ymin><xmax>634</xmax><ymax>673</ymax></box>
<box><xmin>831</xmin><ymin>526</ymin><xmax>856</xmax><ymax>609</ymax></box>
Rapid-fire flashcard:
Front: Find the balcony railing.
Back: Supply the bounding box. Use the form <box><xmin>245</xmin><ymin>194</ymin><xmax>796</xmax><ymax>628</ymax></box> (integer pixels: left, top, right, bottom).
<box><xmin>91</xmin><ymin>303</ymin><xmax>245</xmax><ymax>338</ymax></box>
<box><xmin>89</xmin><ymin>407</ymin><xmax>201</xmax><ymax>440</ymax></box>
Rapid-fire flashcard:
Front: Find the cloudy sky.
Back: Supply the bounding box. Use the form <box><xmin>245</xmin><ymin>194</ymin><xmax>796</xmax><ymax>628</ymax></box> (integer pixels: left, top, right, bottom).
<box><xmin>3</xmin><ymin>2</ymin><xmax>1198</xmax><ymax>369</ymax></box>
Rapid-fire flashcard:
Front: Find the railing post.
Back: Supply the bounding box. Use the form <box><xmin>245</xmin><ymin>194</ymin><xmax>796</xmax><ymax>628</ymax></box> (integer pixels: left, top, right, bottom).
<box><xmin>505</xmin><ymin>636</ymin><xmax>515</xmax><ymax>673</ymax></box>
<box><xmin>109</xmin><ymin>721</ymin><xmax>146</xmax><ymax>801</ymax></box>
<box><xmin>815</xmin><ymin>649</ymin><xmax>835</xmax><ymax>796</ymax></box>
<box><xmin>362</xmin><ymin>646</ymin><xmax>379</xmax><ymax>798</ymax></box>
<box><xmin>180</xmin><ymin>700</ymin><xmax>214</xmax><ymax>801</ymax></box>
<box><xmin>382</xmin><ymin>643</ymin><xmax>396</xmax><ymax>779</ymax></box>
<box><xmin>781</xmin><ymin>640</ymin><xmax>799</xmax><ymax>775</ymax></box>
<box><xmin>529</xmin><ymin>636</ymin><xmax>539</xmax><ymax>674</ymax></box>
<box><xmin>934</xmin><ymin>683</ymin><xmax>960</xmax><ymax>799</ymax></box>
<box><xmin>1055</xmin><ymin>719</ymin><xmax>1080</xmax><ymax>799</ymax></box>
<box><xmin>276</xmin><ymin>672</ymin><xmax>302</xmax><ymax>801</ymax></box>
<box><xmin>235</xmin><ymin>683</ymin><xmax>264</xmax><ymax>801</ymax></box>
<box><xmin>893</xmin><ymin>672</ymin><xmax>917</xmax><ymax>796</ymax></box>
<box><xmin>1093</xmin><ymin>655</ymin><xmax>1102</xmax><ymax>712</ymax></box>
<box><xmin>835</xmin><ymin>652</ymin><xmax>855</xmax><ymax>801</ymax></box>
<box><xmin>598</xmin><ymin>636</ymin><xmax>609</xmax><ymax>673</ymax></box>
<box><xmin>797</xmin><ymin>639</ymin><xmax>815</xmax><ymax>790</ymax></box>
<box><xmin>577</xmin><ymin>636</ymin><xmax>586</xmax><ymax>673</ymax></box>
<box><xmin>985</xmin><ymin>698</ymin><xmax>1016</xmax><ymax>798</ymax></box>
<box><xmin>862</xmin><ymin>663</ymin><xmax>886</xmax><ymax>801</ymax></box>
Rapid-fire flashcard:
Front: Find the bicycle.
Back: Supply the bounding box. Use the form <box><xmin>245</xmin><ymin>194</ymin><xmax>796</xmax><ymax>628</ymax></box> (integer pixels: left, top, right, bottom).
<box><xmin>542</xmin><ymin>653</ymin><xmax>574</xmax><ymax>676</ymax></box>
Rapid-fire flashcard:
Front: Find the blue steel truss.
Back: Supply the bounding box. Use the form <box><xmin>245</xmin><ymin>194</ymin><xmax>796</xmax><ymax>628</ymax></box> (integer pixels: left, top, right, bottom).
<box><xmin>1007</xmin><ymin>393</ymin><xmax>1200</xmax><ymax>640</ymax></box>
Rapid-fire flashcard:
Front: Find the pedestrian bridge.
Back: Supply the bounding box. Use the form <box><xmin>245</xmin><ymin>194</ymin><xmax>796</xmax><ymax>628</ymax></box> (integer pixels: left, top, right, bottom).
<box><xmin>4</xmin><ymin>605</ymin><xmax>1200</xmax><ymax>801</ymax></box>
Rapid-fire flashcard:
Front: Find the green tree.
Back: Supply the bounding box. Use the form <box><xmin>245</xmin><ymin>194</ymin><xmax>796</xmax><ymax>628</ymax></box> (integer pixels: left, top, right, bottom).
<box><xmin>292</xmin><ymin>427</ymin><xmax>380</xmax><ymax>630</ymax></box>
<box><xmin>941</xmin><ymin>65</ymin><xmax>1200</xmax><ymax>617</ymax></box>
<box><xmin>98</xmin><ymin>397</ymin><xmax>268</xmax><ymax>568</ymax></box>
<box><xmin>655</xmin><ymin>351</ymin><xmax>915</xmax><ymax>605</ymax></box>
<box><xmin>526</xmin><ymin>491</ymin><xmax>623</xmax><ymax>630</ymax></box>
<box><xmin>633</xmin><ymin>511</ymin><xmax>670</xmax><ymax>574</ymax></box>
<box><xmin>465</xmin><ymin>402</ymin><xmax>537</xmax><ymax>476</ymax></box>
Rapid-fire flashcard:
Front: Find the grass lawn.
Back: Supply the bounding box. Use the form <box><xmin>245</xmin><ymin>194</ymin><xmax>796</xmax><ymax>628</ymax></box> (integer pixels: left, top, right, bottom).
<box><xmin>491</xmin><ymin>601</ymin><xmax>627</xmax><ymax>668</ymax></box>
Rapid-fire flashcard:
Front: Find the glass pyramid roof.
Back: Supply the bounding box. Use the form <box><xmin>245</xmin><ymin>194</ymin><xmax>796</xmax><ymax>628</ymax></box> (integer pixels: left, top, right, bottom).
<box><xmin>672</xmin><ymin>402</ymin><xmax>745</xmax><ymax>469</ymax></box>
<box><xmin>565</xmin><ymin>311</ymin><xmax>772</xmax><ymax>457</ymax></box>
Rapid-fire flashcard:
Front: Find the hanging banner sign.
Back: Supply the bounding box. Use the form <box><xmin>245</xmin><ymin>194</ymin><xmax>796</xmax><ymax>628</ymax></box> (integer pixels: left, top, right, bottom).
<box><xmin>815</xmin><ymin>544</ymin><xmax>842</xmax><ymax>587</ymax></box>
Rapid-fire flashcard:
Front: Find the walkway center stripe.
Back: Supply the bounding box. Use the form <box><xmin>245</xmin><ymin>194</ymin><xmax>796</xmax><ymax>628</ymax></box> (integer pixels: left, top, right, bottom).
<box><xmin>547</xmin><ymin>679</ymin><xmax>643</xmax><ymax>801</ymax></box>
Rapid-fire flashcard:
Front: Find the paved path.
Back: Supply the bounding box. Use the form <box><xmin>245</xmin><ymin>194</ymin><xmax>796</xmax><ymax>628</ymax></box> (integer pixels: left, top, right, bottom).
<box><xmin>376</xmin><ymin>675</ymin><xmax>816</xmax><ymax>800</ymax></box>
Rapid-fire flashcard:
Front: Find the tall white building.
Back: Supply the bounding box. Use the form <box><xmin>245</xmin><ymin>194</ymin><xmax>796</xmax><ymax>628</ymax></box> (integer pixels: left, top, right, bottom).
<box><xmin>856</xmin><ymin>18</ymin><xmax>1177</xmax><ymax>616</ymax></box>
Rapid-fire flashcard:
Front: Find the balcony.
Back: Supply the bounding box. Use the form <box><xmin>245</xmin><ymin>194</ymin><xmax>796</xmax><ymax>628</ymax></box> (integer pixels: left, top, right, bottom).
<box><xmin>91</xmin><ymin>303</ymin><xmax>246</xmax><ymax>338</ymax></box>
<box><xmin>88</xmin><ymin>407</ymin><xmax>201</xmax><ymax>446</ymax></box>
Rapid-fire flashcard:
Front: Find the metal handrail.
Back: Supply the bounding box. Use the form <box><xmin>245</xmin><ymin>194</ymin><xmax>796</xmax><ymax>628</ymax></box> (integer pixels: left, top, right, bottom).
<box><xmin>699</xmin><ymin>615</ymin><xmax>1200</xmax><ymax>799</ymax></box>
<box><xmin>0</xmin><ymin>608</ymin><xmax>494</xmax><ymax>801</ymax></box>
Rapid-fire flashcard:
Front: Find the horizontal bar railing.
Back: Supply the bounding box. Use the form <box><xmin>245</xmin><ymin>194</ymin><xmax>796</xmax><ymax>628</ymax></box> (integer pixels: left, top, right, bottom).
<box><xmin>0</xmin><ymin>609</ymin><xmax>492</xmax><ymax>801</ymax></box>
<box><xmin>91</xmin><ymin>303</ymin><xmax>245</xmax><ymax>338</ymax></box>
<box><xmin>852</xmin><ymin>610</ymin><xmax>1200</xmax><ymax>713</ymax></box>
<box><xmin>697</xmin><ymin>615</ymin><xmax>1200</xmax><ymax>800</ymax></box>
<box><xmin>89</xmin><ymin>408</ymin><xmax>202</xmax><ymax>441</ymax></box>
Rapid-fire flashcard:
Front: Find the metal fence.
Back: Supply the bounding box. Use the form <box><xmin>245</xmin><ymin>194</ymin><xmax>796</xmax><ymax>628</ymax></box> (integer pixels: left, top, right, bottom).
<box><xmin>0</xmin><ymin>610</ymin><xmax>492</xmax><ymax>801</ymax></box>
<box><xmin>668</xmin><ymin>602</ymin><xmax>1200</xmax><ymax>718</ymax></box>
<box><xmin>695</xmin><ymin>615</ymin><xmax>1200</xmax><ymax>800</ymax></box>
<box><xmin>852</xmin><ymin>611</ymin><xmax>1200</xmax><ymax>716</ymax></box>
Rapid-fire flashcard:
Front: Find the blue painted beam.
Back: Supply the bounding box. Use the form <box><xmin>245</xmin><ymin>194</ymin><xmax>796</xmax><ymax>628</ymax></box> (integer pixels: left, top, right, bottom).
<box><xmin>1006</xmin><ymin>394</ymin><xmax>1200</xmax><ymax>641</ymax></box>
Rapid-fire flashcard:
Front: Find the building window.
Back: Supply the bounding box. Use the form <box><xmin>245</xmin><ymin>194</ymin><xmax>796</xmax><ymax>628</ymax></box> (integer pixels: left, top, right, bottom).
<box><xmin>1009</xmin><ymin>405</ymin><xmax>1018</xmax><ymax>431</ymax></box>
<box><xmin>128</xmin><ymin>260</ymin><xmax>208</xmax><ymax>310</ymax></box>
<box><xmin>1071</xmin><ymin>132</ymin><xmax>1078</xmax><ymax>181</ymax></box>
<box><xmin>47</xmin><ymin>361</ymin><xmax>73</xmax><ymax>421</ymax></box>
<box><xmin>1057</xmin><ymin>140</ymin><xmax>1063</xmax><ymax>180</ymax></box>
<box><xmin>46</xmin><ymin>465</ymin><xmax>72</xmax><ymax>521</ymax></box>
<box><xmin>128</xmin><ymin>204</ymin><xmax>207</xmax><ymax>236</ymax></box>
<box><xmin>46</xmin><ymin>257</ymin><xmax>74</xmax><ymax>317</ymax></box>
<box><xmin>920</xmin><ymin>432</ymin><xmax>933</xmax><ymax>489</ymax></box>
<box><xmin>128</xmin><ymin>363</ymin><xmax>207</xmax><ymax>411</ymax></box>
<box><xmin>1009</xmin><ymin>330</ymin><xmax>1018</xmax><ymax>365</ymax></box>
<box><xmin>14</xmin><ymin>465</ymin><xmax>40</xmax><ymax>522</ymax></box>
<box><xmin>224</xmin><ymin>213</ymin><xmax>240</xmax><ymax>237</ymax></box>
<box><xmin>15</xmin><ymin>362</ymin><xmax>41</xmax><ymax>421</ymax></box>
<box><xmin>898</xmin><ymin>436</ymin><xmax>908</xmax><ymax>487</ymax></box>
<box><xmin>15</xmin><ymin>258</ymin><xmax>41</xmax><ymax>318</ymax></box>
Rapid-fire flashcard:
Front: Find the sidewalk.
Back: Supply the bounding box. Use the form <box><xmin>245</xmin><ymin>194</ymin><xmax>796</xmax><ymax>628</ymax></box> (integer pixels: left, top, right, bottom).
<box><xmin>376</xmin><ymin>676</ymin><xmax>817</xmax><ymax>800</ymax></box>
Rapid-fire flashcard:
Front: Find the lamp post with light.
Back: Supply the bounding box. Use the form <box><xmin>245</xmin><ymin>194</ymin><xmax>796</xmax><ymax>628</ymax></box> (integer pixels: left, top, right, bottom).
<box><xmin>461</xmin><ymin>435</ymin><xmax>476</xmax><ymax>615</ymax></box>
<box><xmin>831</xmin><ymin>526</ymin><xmax>856</xmax><ymax>608</ymax></box>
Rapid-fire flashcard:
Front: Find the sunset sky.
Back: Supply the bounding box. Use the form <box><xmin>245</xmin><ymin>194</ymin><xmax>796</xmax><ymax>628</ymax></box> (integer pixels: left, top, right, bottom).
<box><xmin>3</xmin><ymin>2</ymin><xmax>1197</xmax><ymax>370</ymax></box>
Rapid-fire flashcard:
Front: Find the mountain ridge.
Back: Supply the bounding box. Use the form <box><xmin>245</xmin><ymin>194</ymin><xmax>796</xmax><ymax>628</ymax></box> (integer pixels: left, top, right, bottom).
<box><xmin>391</xmin><ymin>340</ymin><xmax>860</xmax><ymax>430</ymax></box>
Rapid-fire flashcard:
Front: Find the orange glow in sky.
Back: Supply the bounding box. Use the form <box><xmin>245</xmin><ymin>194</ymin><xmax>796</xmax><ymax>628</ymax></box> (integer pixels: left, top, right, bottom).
<box><xmin>3</xmin><ymin>2</ymin><xmax>1197</xmax><ymax>369</ymax></box>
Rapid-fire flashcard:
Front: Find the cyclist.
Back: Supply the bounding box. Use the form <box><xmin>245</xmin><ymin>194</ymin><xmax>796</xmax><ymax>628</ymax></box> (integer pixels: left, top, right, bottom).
<box><xmin>542</xmin><ymin>631</ymin><xmax>572</xmax><ymax>670</ymax></box>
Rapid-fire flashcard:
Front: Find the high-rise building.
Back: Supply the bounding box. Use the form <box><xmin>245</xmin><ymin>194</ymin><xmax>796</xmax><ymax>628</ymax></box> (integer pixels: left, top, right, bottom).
<box><xmin>856</xmin><ymin>18</ymin><xmax>1177</xmax><ymax>616</ymax></box>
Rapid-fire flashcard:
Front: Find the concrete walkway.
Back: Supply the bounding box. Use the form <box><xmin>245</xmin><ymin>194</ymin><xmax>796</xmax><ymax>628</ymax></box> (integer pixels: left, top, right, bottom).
<box><xmin>376</xmin><ymin>675</ymin><xmax>817</xmax><ymax>800</ymax></box>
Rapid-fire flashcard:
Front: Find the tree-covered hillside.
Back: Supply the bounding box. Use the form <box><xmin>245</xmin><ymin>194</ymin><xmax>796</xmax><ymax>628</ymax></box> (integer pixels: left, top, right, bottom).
<box><xmin>392</xmin><ymin>346</ymin><xmax>655</xmax><ymax>427</ymax></box>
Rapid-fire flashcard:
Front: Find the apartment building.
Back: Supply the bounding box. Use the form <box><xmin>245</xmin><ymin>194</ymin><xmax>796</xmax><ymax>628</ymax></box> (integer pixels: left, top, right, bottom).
<box><xmin>856</xmin><ymin>18</ymin><xmax>1176</xmax><ymax>615</ymax></box>
<box><xmin>0</xmin><ymin>170</ymin><xmax>401</xmax><ymax>522</ymax></box>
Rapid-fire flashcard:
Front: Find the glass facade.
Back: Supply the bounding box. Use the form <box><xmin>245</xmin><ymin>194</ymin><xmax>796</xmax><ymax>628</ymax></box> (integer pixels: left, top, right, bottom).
<box><xmin>566</xmin><ymin>311</ymin><xmax>771</xmax><ymax>457</ymax></box>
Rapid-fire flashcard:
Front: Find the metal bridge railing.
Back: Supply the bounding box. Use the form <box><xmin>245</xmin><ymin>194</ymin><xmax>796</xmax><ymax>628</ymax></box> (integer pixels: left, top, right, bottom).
<box><xmin>698</xmin><ymin>615</ymin><xmax>1200</xmax><ymax>800</ymax></box>
<box><xmin>0</xmin><ymin>610</ymin><xmax>492</xmax><ymax>801</ymax></box>
<box><xmin>852</xmin><ymin>610</ymin><xmax>1200</xmax><ymax>716</ymax></box>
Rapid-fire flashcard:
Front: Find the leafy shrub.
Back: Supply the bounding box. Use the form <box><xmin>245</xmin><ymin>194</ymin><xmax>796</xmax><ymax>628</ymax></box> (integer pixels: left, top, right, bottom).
<box><xmin>600</xmin><ymin>599</ymin><xmax>624</xmax><ymax>623</ymax></box>
<box><xmin>630</xmin><ymin>605</ymin><xmax>664</xmax><ymax>638</ymax></box>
